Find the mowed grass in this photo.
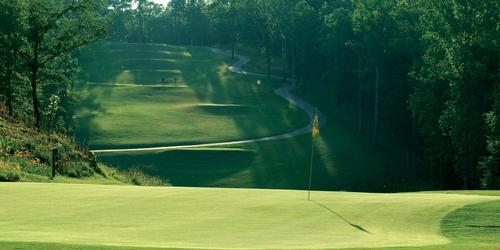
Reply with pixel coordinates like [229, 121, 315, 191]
[75, 42, 308, 149]
[87, 43, 422, 192]
[97, 120, 416, 192]
[1, 183, 498, 250]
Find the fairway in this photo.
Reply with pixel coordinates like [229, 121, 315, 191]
[0, 183, 498, 249]
[75, 43, 308, 149]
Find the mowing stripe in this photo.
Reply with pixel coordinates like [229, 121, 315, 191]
[86, 82, 188, 88]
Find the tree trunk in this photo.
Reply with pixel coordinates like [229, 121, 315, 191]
[30, 66, 41, 129]
[5, 62, 14, 116]
[439, 157, 444, 189]
[231, 41, 235, 60]
[266, 39, 271, 80]
[410, 113, 416, 173]
[300, 48, 306, 83]
[290, 44, 296, 84]
[493, 155, 499, 188]
[141, 15, 146, 43]
[230, 0, 236, 61]
[463, 171, 469, 190]
[282, 36, 286, 80]
[287, 41, 294, 80]
[357, 55, 362, 134]
[374, 65, 380, 140]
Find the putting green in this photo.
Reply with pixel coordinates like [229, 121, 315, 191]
[0, 183, 496, 249]
[75, 42, 308, 149]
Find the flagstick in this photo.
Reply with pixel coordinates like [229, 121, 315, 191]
[308, 135, 315, 201]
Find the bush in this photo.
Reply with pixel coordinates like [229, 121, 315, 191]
[124, 168, 166, 186]
[131, 177, 142, 185]
[0, 169, 21, 182]
[62, 161, 94, 178]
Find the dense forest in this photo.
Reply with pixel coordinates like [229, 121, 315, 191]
[1, 0, 499, 190]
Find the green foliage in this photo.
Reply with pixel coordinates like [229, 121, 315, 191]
[479, 86, 500, 189]
[410, 0, 500, 189]
[0, 0, 109, 130]
[0, 114, 166, 186]
[0, 168, 21, 182]
[0, 0, 24, 117]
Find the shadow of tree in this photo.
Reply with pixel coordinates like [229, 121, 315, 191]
[76, 43, 335, 189]
[97, 148, 256, 187]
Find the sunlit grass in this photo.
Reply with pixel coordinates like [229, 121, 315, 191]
[0, 183, 497, 249]
[75, 42, 308, 149]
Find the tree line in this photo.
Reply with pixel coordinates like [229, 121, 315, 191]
[1, 0, 499, 190]
[104, 0, 500, 190]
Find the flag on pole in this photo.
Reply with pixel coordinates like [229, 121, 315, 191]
[312, 109, 319, 137]
[308, 108, 319, 201]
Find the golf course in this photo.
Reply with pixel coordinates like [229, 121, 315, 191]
[0, 41, 496, 250]
[1, 0, 499, 249]
[73, 42, 394, 191]
[74, 42, 309, 150]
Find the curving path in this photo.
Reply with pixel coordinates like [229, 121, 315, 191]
[91, 48, 326, 154]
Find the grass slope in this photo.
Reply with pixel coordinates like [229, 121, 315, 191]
[0, 183, 498, 249]
[0, 114, 165, 186]
[75, 43, 308, 149]
[97, 120, 413, 191]
[78, 43, 408, 192]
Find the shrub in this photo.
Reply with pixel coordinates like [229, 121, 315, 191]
[62, 161, 94, 178]
[124, 168, 166, 186]
[0, 169, 21, 182]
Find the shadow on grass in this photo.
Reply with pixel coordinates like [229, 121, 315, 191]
[178, 46, 309, 140]
[78, 42, 186, 84]
[442, 199, 500, 246]
[97, 148, 256, 187]
[73, 84, 108, 147]
[76, 43, 412, 192]
[310, 200, 372, 234]
[187, 104, 255, 116]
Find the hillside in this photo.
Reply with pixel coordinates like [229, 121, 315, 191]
[73, 42, 420, 192]
[75, 42, 308, 149]
[0, 114, 161, 185]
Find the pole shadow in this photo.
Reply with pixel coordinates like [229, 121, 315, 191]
[310, 200, 372, 234]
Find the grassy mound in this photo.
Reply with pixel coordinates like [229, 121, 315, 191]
[0, 115, 162, 185]
[0, 183, 497, 249]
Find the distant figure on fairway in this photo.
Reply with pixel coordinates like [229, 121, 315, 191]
[173, 77, 177, 84]
[161, 78, 165, 84]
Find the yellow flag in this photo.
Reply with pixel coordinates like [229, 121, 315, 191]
[312, 109, 319, 137]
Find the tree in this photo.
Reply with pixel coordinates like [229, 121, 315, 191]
[289, 0, 319, 85]
[410, 0, 500, 188]
[106, 0, 133, 41]
[20, 0, 108, 128]
[0, 0, 23, 116]
[351, 0, 396, 140]
[321, 1, 356, 130]
[208, 0, 240, 59]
